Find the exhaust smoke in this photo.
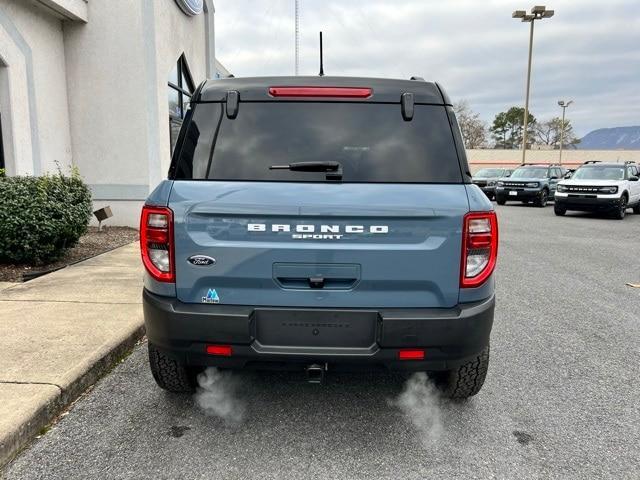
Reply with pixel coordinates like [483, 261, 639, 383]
[195, 367, 246, 424]
[389, 372, 443, 446]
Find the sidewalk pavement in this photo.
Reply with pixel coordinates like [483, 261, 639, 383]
[0, 243, 145, 466]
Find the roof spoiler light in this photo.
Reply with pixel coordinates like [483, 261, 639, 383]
[268, 86, 372, 98]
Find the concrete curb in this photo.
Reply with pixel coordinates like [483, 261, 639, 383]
[0, 324, 145, 467]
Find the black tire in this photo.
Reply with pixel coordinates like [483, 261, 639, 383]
[435, 345, 490, 399]
[148, 343, 196, 392]
[633, 203, 640, 214]
[614, 195, 627, 220]
[521, 200, 530, 204]
[554, 204, 567, 216]
[534, 189, 548, 207]
[496, 196, 506, 205]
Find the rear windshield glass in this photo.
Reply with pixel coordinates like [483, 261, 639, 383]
[172, 102, 462, 183]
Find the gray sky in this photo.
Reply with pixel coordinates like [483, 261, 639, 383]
[214, 0, 640, 137]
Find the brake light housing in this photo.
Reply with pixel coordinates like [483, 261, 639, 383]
[268, 86, 372, 98]
[140, 206, 174, 282]
[460, 211, 498, 288]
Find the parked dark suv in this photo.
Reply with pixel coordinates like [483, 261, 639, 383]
[495, 164, 569, 207]
[140, 76, 497, 398]
[472, 167, 513, 199]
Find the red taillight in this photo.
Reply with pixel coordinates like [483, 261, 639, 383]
[460, 211, 498, 288]
[140, 206, 174, 282]
[206, 345, 233, 356]
[398, 349, 425, 361]
[268, 86, 372, 98]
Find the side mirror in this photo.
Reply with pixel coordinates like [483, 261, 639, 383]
[550, 175, 558, 180]
[505, 172, 511, 177]
[630, 176, 639, 182]
[564, 172, 572, 179]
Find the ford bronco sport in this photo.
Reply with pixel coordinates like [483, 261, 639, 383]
[140, 76, 497, 399]
[495, 164, 568, 207]
[555, 161, 640, 219]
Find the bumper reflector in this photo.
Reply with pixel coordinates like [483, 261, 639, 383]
[206, 345, 233, 357]
[398, 349, 425, 360]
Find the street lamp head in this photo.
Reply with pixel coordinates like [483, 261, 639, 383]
[522, 14, 535, 22]
[512, 10, 526, 18]
[566, 100, 573, 107]
[531, 5, 547, 14]
[542, 9, 554, 18]
[558, 100, 565, 106]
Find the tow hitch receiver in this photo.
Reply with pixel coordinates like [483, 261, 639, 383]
[306, 364, 326, 384]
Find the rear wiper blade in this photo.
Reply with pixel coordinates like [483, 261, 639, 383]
[269, 161, 343, 181]
[269, 161, 341, 172]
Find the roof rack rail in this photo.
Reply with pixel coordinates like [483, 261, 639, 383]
[624, 160, 636, 164]
[583, 160, 601, 164]
[409, 76, 425, 81]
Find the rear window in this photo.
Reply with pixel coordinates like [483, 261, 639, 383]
[172, 102, 462, 183]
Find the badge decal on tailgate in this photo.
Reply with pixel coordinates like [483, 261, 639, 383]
[202, 289, 220, 304]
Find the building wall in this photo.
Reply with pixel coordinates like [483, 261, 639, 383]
[467, 149, 639, 173]
[0, 0, 73, 176]
[0, 0, 219, 226]
[149, 0, 209, 189]
[63, 0, 151, 217]
[63, 0, 213, 226]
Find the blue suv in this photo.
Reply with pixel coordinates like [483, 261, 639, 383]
[495, 164, 569, 207]
[140, 77, 498, 398]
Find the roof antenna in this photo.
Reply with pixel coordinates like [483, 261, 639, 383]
[319, 31, 324, 76]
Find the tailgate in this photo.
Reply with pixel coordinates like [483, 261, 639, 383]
[170, 181, 468, 308]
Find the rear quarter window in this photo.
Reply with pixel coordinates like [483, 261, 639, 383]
[172, 102, 463, 183]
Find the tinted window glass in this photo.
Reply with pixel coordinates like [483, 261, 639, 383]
[173, 102, 462, 183]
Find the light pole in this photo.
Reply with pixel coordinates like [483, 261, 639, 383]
[557, 100, 573, 164]
[512, 6, 554, 164]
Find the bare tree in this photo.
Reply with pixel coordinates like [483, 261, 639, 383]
[454, 101, 487, 149]
[534, 117, 580, 149]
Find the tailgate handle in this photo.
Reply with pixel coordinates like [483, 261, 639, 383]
[308, 276, 325, 289]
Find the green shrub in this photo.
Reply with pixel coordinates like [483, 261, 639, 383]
[0, 169, 92, 264]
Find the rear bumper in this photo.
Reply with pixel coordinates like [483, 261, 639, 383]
[555, 194, 621, 211]
[143, 289, 495, 372]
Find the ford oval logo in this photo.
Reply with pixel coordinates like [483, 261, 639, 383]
[187, 255, 216, 266]
[175, 0, 204, 16]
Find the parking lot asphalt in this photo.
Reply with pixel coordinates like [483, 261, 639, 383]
[3, 204, 640, 480]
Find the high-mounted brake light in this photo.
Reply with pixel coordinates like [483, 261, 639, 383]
[460, 212, 498, 288]
[268, 86, 372, 98]
[140, 206, 174, 282]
